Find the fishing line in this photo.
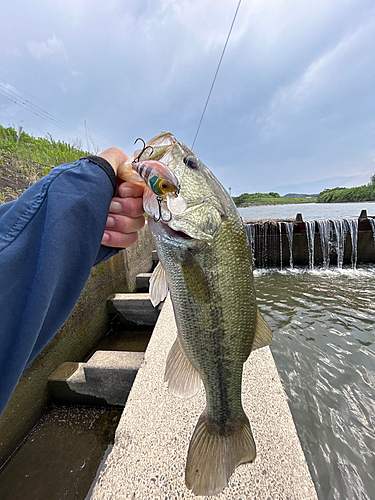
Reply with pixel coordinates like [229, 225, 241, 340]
[191, 0, 242, 150]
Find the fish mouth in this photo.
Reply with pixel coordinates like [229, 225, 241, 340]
[148, 216, 193, 241]
[160, 222, 193, 240]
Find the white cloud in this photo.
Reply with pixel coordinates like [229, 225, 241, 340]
[256, 15, 375, 144]
[27, 34, 66, 60]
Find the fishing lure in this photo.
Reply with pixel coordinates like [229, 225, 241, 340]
[118, 138, 180, 198]
[131, 160, 179, 198]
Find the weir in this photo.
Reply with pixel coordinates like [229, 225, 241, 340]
[244, 209, 375, 269]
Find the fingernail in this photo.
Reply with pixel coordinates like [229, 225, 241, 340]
[106, 216, 115, 227]
[109, 201, 122, 213]
[119, 185, 135, 197]
[102, 232, 110, 243]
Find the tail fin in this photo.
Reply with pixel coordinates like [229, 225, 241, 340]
[185, 413, 256, 496]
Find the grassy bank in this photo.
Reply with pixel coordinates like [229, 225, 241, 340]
[0, 125, 89, 204]
[0, 125, 89, 166]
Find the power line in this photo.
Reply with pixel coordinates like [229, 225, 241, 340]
[0, 84, 107, 148]
[191, 0, 242, 150]
[0, 82, 111, 149]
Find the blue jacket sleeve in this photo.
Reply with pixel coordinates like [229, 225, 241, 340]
[0, 157, 119, 415]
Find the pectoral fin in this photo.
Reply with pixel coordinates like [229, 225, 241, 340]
[180, 251, 211, 304]
[164, 335, 201, 399]
[149, 261, 169, 307]
[251, 309, 273, 351]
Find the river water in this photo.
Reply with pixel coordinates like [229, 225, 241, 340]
[238, 201, 375, 221]
[238, 203, 375, 500]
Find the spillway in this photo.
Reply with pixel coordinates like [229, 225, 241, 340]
[244, 210, 375, 269]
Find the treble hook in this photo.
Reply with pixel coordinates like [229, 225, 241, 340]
[154, 196, 172, 223]
[133, 138, 154, 163]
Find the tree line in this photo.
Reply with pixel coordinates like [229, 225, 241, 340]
[316, 184, 375, 203]
[233, 175, 375, 207]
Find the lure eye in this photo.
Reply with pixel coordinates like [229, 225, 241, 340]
[183, 155, 198, 169]
[161, 182, 169, 190]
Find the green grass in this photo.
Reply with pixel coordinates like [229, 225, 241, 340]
[0, 124, 90, 166]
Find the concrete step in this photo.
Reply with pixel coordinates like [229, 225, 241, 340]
[48, 350, 144, 406]
[136, 273, 152, 292]
[107, 293, 160, 326]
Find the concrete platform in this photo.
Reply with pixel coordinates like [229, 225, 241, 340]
[89, 296, 318, 499]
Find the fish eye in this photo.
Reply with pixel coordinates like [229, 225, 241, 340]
[183, 155, 198, 169]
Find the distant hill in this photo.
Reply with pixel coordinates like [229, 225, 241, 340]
[232, 191, 317, 207]
[282, 193, 319, 198]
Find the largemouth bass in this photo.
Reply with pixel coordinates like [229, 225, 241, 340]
[130, 132, 272, 496]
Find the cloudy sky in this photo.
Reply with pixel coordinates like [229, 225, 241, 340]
[1, 0, 374, 196]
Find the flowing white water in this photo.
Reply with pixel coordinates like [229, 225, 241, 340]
[370, 218, 375, 245]
[347, 219, 358, 269]
[244, 223, 256, 263]
[305, 220, 316, 270]
[369, 218, 375, 244]
[278, 222, 283, 271]
[285, 222, 294, 269]
[332, 219, 348, 269]
[317, 220, 331, 269]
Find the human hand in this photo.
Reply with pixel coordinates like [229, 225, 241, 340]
[98, 148, 145, 248]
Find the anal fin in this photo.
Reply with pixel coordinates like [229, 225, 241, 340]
[164, 335, 201, 399]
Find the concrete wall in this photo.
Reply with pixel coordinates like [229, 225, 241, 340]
[0, 224, 154, 468]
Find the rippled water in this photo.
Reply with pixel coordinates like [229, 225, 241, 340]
[255, 267, 375, 500]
